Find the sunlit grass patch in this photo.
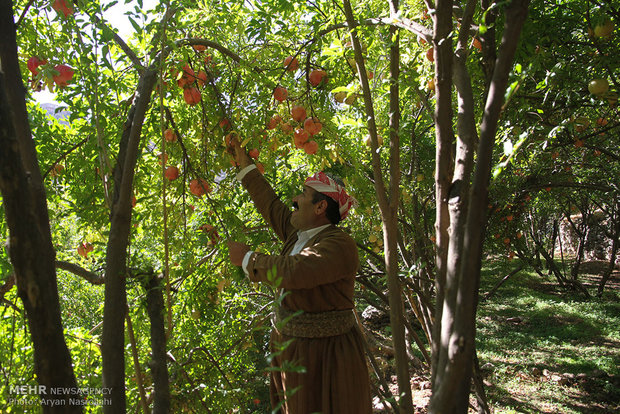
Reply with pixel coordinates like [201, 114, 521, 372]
[476, 258, 620, 413]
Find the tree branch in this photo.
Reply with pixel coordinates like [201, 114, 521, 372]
[15, 0, 35, 27]
[42, 137, 88, 179]
[88, 11, 144, 72]
[0, 273, 16, 297]
[56, 260, 104, 285]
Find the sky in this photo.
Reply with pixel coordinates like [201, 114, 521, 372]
[102, 0, 160, 37]
[35, 0, 159, 104]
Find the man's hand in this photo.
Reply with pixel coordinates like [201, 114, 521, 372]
[228, 136, 253, 169]
[227, 240, 251, 267]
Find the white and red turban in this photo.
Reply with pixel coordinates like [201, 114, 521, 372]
[304, 171, 357, 220]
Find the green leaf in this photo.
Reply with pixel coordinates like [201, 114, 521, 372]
[101, 25, 115, 42]
[330, 86, 353, 93]
[102, 1, 119, 12]
[127, 16, 142, 34]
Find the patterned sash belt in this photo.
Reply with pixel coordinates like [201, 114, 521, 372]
[273, 307, 356, 338]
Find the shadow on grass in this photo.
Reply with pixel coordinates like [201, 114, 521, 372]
[476, 258, 620, 413]
[487, 378, 618, 414]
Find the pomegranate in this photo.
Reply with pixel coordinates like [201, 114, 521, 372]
[267, 114, 281, 130]
[303, 140, 318, 155]
[303, 117, 322, 135]
[164, 128, 177, 143]
[189, 178, 211, 197]
[197, 71, 208, 87]
[248, 148, 260, 159]
[27, 56, 47, 75]
[294, 129, 309, 148]
[52, 0, 74, 18]
[291, 105, 307, 123]
[219, 118, 231, 130]
[273, 86, 288, 102]
[52, 64, 74, 87]
[309, 69, 327, 87]
[426, 48, 434, 62]
[165, 166, 179, 181]
[183, 87, 201, 105]
[280, 122, 293, 134]
[283, 56, 299, 72]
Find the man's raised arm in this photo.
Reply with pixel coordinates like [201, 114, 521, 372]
[229, 138, 295, 242]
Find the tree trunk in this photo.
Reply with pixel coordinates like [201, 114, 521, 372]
[0, 1, 81, 411]
[479, 0, 497, 95]
[342, 0, 413, 411]
[102, 67, 158, 413]
[430, 1, 456, 385]
[433, 0, 479, 402]
[598, 209, 619, 296]
[471, 353, 490, 414]
[571, 225, 588, 281]
[143, 273, 171, 413]
[429, 1, 530, 412]
[550, 219, 558, 263]
[535, 242, 569, 286]
[483, 263, 524, 300]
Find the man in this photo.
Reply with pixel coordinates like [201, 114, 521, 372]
[227, 140, 372, 414]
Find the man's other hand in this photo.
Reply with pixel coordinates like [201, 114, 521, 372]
[227, 240, 250, 266]
[228, 136, 253, 169]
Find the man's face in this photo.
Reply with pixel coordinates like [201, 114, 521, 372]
[291, 186, 325, 230]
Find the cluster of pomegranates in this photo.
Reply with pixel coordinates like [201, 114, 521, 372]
[77, 242, 93, 259]
[28, 2, 75, 91]
[160, 127, 212, 198]
[51, 0, 74, 18]
[27, 56, 74, 91]
[269, 56, 326, 155]
[174, 63, 207, 106]
[172, 45, 214, 106]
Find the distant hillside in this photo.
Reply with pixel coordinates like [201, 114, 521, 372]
[40, 103, 70, 126]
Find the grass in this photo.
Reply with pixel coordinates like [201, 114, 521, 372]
[476, 258, 620, 413]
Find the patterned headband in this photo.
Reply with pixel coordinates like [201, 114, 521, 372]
[304, 171, 357, 220]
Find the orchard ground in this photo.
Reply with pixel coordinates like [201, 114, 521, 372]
[372, 258, 620, 413]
